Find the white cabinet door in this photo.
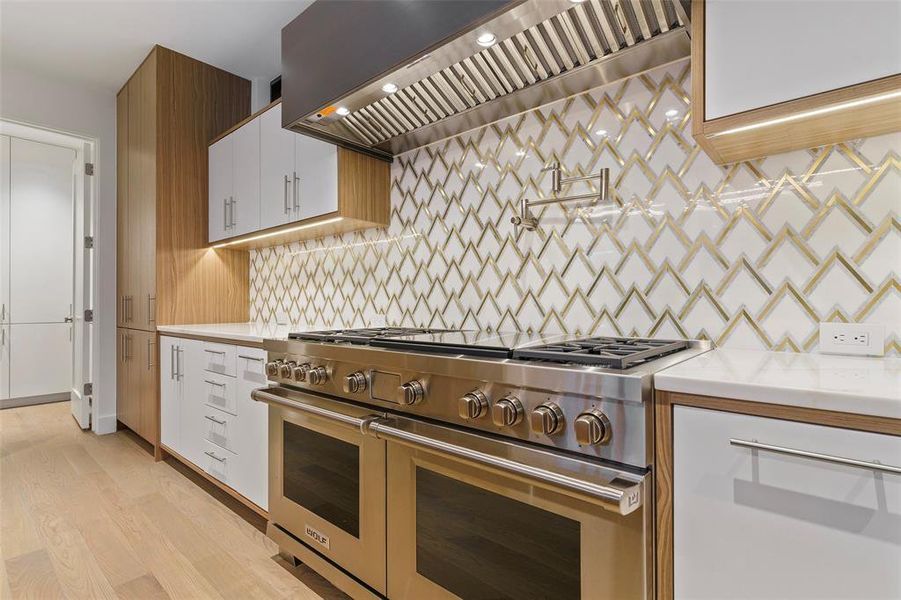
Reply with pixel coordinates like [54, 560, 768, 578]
[259, 103, 296, 230]
[234, 346, 269, 510]
[294, 134, 338, 221]
[159, 336, 180, 450]
[0, 136, 9, 326]
[0, 325, 8, 401]
[704, 0, 900, 120]
[9, 323, 71, 398]
[9, 138, 75, 324]
[178, 338, 206, 466]
[674, 406, 901, 599]
[208, 135, 233, 242]
[230, 118, 260, 237]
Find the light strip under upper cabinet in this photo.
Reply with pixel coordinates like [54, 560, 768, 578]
[709, 90, 901, 138]
[211, 217, 344, 248]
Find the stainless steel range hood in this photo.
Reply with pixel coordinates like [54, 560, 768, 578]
[281, 0, 690, 161]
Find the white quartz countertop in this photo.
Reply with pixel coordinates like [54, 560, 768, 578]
[156, 322, 328, 344]
[655, 349, 901, 420]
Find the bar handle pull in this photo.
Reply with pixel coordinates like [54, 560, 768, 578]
[729, 439, 901, 475]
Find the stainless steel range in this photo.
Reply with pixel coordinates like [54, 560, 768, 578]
[252, 328, 711, 600]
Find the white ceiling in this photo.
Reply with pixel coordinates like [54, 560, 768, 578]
[0, 0, 314, 93]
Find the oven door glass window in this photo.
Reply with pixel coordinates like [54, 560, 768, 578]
[283, 421, 360, 537]
[415, 467, 581, 600]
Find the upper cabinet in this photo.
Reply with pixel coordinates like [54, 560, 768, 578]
[209, 101, 389, 248]
[692, 0, 901, 164]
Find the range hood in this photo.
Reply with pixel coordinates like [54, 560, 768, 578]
[281, 0, 690, 161]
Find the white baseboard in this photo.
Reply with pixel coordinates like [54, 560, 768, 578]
[94, 412, 118, 435]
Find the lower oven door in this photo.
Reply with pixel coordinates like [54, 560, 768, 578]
[370, 416, 651, 600]
[252, 387, 387, 595]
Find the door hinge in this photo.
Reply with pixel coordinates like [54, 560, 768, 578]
[84, 309, 94, 322]
[84, 236, 94, 249]
[84, 163, 94, 176]
[83, 383, 93, 396]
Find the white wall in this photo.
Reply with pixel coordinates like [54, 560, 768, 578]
[0, 65, 118, 433]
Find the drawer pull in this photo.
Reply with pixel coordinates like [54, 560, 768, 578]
[204, 349, 226, 355]
[238, 355, 264, 362]
[204, 450, 227, 463]
[204, 415, 227, 425]
[730, 439, 901, 475]
[204, 380, 226, 388]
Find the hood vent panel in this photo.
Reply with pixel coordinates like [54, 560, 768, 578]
[287, 0, 689, 158]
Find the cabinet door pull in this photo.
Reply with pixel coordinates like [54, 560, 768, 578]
[147, 294, 155, 322]
[204, 415, 227, 425]
[170, 345, 177, 380]
[238, 354, 263, 362]
[284, 174, 290, 214]
[204, 450, 226, 463]
[730, 438, 901, 475]
[204, 379, 226, 388]
[204, 349, 226, 355]
[229, 196, 236, 228]
[147, 339, 155, 370]
[176, 347, 184, 380]
[293, 171, 300, 212]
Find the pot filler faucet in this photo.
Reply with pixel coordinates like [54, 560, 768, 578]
[512, 162, 610, 231]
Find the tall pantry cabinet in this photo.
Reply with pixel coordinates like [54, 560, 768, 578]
[117, 46, 250, 451]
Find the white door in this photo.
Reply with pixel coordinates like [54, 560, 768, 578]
[230, 118, 261, 237]
[0, 136, 8, 401]
[9, 323, 71, 398]
[9, 137, 74, 324]
[179, 339, 205, 466]
[70, 142, 93, 428]
[294, 134, 338, 221]
[208, 135, 233, 242]
[259, 104, 296, 230]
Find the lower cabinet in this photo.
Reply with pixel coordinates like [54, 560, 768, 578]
[673, 406, 901, 599]
[116, 327, 157, 443]
[160, 335, 268, 510]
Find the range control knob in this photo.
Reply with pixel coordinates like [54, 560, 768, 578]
[343, 371, 368, 394]
[574, 410, 612, 446]
[292, 363, 311, 381]
[265, 360, 282, 377]
[399, 380, 425, 405]
[530, 403, 565, 435]
[279, 361, 296, 379]
[491, 396, 523, 427]
[458, 390, 488, 420]
[308, 366, 328, 386]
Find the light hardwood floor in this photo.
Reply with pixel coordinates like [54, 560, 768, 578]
[0, 401, 341, 599]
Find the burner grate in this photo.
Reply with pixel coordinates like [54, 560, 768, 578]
[512, 337, 689, 369]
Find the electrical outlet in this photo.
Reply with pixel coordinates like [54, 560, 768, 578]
[819, 323, 884, 356]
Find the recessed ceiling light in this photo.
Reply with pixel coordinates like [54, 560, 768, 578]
[477, 32, 497, 47]
[381, 83, 398, 94]
[336, 106, 350, 116]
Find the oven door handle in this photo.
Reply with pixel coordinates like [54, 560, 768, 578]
[367, 418, 645, 516]
[251, 388, 373, 430]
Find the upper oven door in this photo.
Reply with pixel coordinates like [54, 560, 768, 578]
[253, 387, 387, 595]
[370, 416, 651, 600]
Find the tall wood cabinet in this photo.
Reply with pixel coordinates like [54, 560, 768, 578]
[116, 46, 250, 448]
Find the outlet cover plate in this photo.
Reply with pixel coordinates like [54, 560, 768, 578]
[818, 322, 884, 357]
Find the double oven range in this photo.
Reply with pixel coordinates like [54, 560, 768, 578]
[252, 328, 711, 600]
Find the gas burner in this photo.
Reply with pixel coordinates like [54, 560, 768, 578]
[511, 336, 689, 369]
[289, 327, 457, 345]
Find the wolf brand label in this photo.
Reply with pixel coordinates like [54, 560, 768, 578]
[304, 524, 330, 549]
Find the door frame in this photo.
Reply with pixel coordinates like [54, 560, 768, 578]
[0, 119, 98, 429]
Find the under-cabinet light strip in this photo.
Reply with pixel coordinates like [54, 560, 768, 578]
[710, 90, 901, 137]
[211, 217, 344, 248]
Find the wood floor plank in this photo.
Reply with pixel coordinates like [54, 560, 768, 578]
[114, 573, 171, 600]
[4, 549, 66, 600]
[1, 402, 333, 600]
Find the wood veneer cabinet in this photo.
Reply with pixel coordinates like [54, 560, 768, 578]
[116, 46, 251, 448]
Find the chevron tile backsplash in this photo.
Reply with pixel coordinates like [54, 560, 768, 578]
[250, 59, 900, 354]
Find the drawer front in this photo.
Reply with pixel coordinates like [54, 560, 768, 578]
[202, 405, 238, 453]
[202, 342, 236, 377]
[674, 406, 901, 599]
[237, 347, 268, 386]
[202, 371, 237, 416]
[202, 440, 236, 486]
